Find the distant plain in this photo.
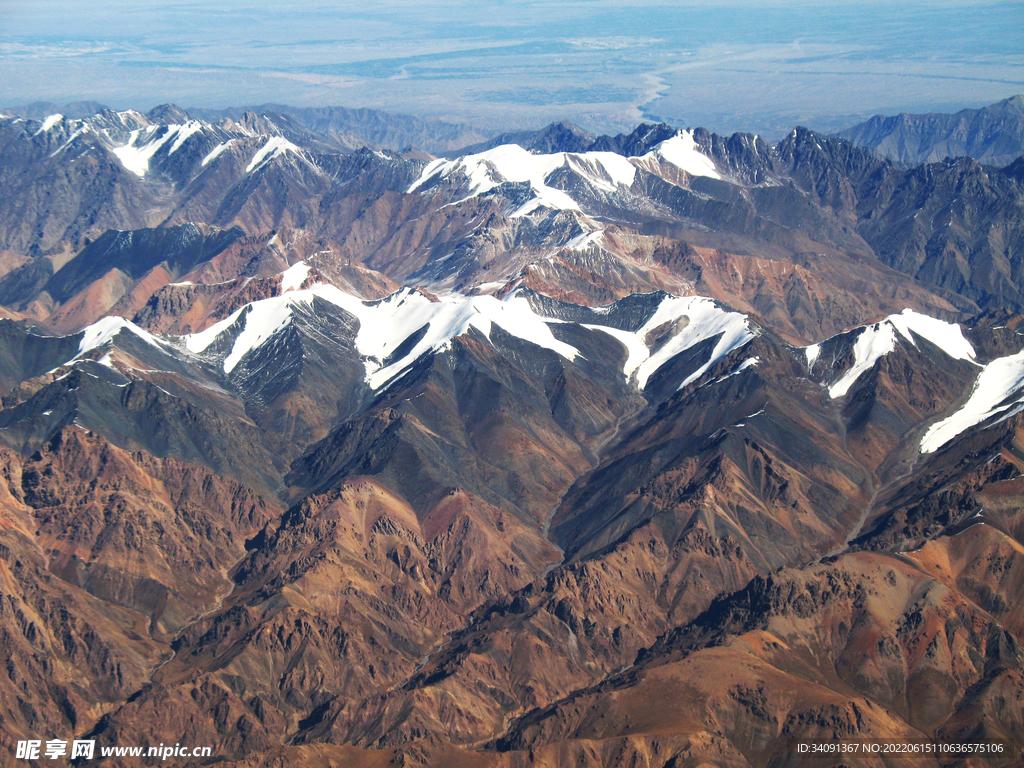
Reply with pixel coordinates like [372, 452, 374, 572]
[2, 0, 1023, 138]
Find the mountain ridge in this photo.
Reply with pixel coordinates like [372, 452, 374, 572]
[836, 94, 1024, 167]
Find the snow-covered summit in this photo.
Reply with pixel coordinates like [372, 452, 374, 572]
[408, 143, 636, 216]
[640, 131, 722, 180]
[406, 129, 722, 218]
[814, 309, 975, 399]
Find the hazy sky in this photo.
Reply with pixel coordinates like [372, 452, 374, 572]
[2, 0, 1022, 136]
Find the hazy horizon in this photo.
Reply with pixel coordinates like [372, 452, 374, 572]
[2, 0, 1023, 138]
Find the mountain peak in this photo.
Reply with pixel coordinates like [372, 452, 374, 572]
[587, 121, 678, 156]
[1000, 93, 1024, 112]
[146, 103, 191, 124]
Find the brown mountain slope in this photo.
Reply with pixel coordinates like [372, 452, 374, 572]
[0, 430, 280, 754]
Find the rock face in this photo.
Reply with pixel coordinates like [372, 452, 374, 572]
[0, 103, 1023, 767]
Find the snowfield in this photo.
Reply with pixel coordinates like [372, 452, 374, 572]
[828, 309, 975, 398]
[921, 349, 1024, 453]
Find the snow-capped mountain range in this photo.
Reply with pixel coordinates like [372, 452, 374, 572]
[1, 101, 1024, 767]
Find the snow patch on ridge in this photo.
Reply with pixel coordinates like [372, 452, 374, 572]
[408, 144, 636, 216]
[585, 295, 755, 390]
[246, 136, 300, 173]
[183, 283, 758, 393]
[202, 139, 234, 166]
[168, 120, 203, 154]
[828, 323, 896, 398]
[581, 324, 650, 381]
[565, 152, 637, 190]
[185, 285, 580, 384]
[222, 298, 296, 373]
[804, 343, 821, 369]
[185, 309, 244, 355]
[639, 296, 755, 389]
[57, 316, 165, 369]
[49, 125, 89, 157]
[79, 317, 135, 356]
[921, 349, 1024, 453]
[828, 310, 975, 399]
[35, 114, 63, 135]
[404, 131, 724, 223]
[78, 316, 161, 356]
[887, 309, 976, 361]
[112, 125, 189, 177]
[645, 132, 721, 180]
[724, 357, 760, 379]
[186, 295, 303, 373]
[280, 262, 311, 292]
[564, 230, 603, 250]
[340, 288, 580, 389]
